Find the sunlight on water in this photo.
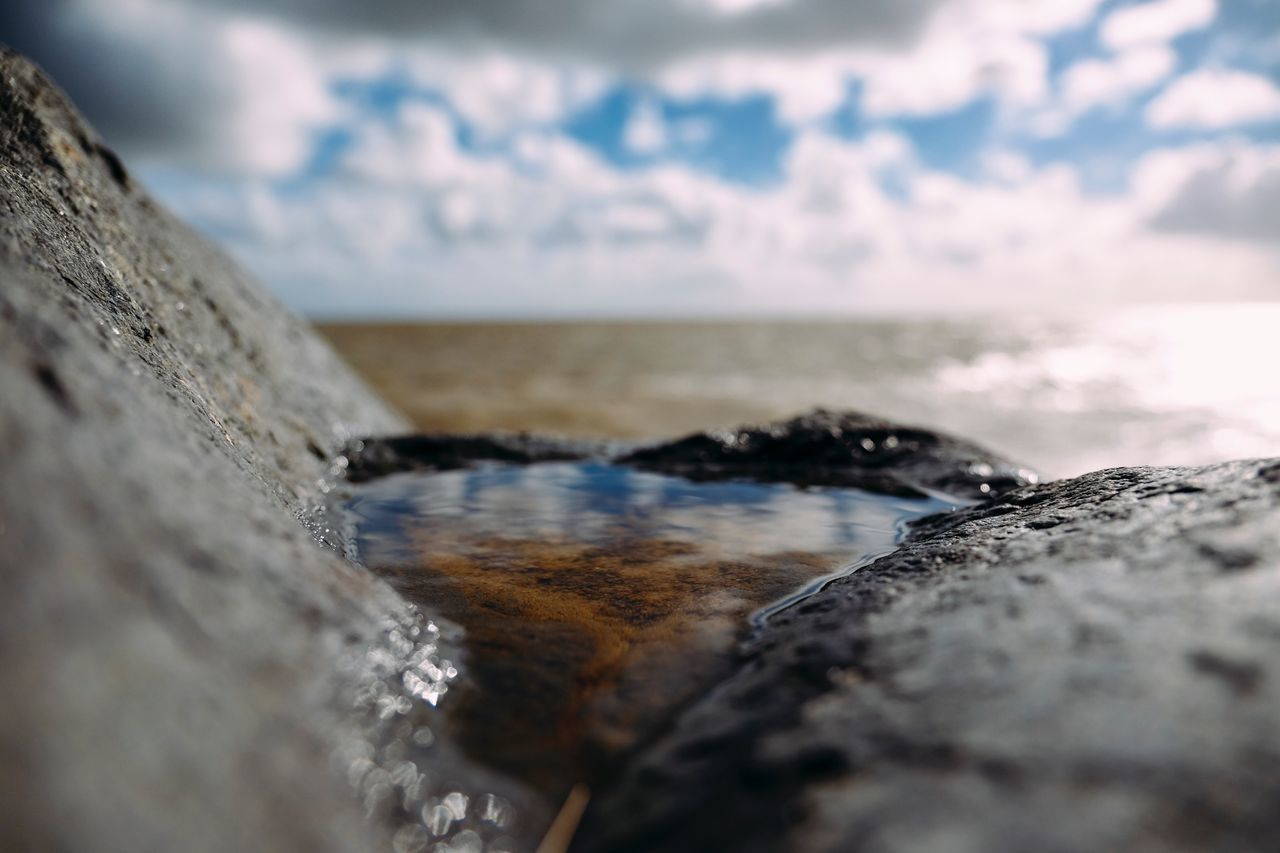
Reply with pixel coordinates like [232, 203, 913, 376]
[321, 304, 1280, 479]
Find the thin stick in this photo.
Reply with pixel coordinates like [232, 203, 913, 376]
[535, 784, 591, 853]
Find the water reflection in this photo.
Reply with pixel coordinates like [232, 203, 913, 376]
[345, 461, 950, 845]
[351, 461, 937, 567]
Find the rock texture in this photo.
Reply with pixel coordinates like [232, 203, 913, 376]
[578, 460, 1280, 852]
[620, 408, 1038, 500]
[0, 47, 410, 852]
[345, 408, 1036, 501]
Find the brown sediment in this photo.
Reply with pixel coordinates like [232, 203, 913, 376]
[378, 521, 843, 797]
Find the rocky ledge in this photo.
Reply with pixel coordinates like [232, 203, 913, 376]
[0, 46, 407, 852]
[344, 407, 1038, 501]
[3, 44, 1280, 853]
[578, 459, 1280, 852]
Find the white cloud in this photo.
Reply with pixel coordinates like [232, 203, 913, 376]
[1062, 46, 1177, 113]
[1147, 68, 1280, 129]
[217, 19, 336, 174]
[656, 0, 1098, 124]
[1100, 0, 1218, 50]
[1023, 0, 1218, 137]
[623, 100, 669, 154]
[1032, 45, 1177, 135]
[983, 149, 1033, 183]
[167, 102, 1280, 317]
[858, 30, 1048, 117]
[0, 0, 1111, 170]
[395, 51, 609, 138]
[658, 52, 852, 123]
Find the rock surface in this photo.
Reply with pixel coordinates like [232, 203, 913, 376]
[0, 47, 410, 852]
[345, 408, 1037, 501]
[578, 460, 1280, 852]
[619, 409, 1038, 500]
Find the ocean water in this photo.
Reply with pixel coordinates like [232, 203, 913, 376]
[320, 303, 1280, 480]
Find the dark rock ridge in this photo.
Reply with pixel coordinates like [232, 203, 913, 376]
[620, 408, 1038, 500]
[0, 47, 410, 852]
[344, 408, 1037, 501]
[343, 432, 603, 483]
[577, 460, 1280, 852]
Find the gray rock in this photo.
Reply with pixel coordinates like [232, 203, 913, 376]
[0, 47, 411, 852]
[578, 460, 1280, 852]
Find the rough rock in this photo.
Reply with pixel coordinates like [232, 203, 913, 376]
[343, 432, 600, 483]
[345, 408, 1036, 501]
[619, 408, 1038, 500]
[578, 460, 1280, 852]
[0, 47, 410, 853]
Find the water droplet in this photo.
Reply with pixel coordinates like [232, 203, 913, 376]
[477, 793, 513, 829]
[448, 829, 483, 853]
[424, 804, 453, 837]
[364, 781, 394, 818]
[393, 824, 431, 853]
[860, 437, 876, 451]
[442, 791, 469, 820]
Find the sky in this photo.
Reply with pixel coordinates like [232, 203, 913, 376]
[2, 0, 1279, 317]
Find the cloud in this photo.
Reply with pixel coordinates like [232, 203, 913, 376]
[2, 0, 1108, 172]
[1139, 141, 1280, 242]
[181, 0, 946, 67]
[1147, 67, 1280, 129]
[1031, 45, 1177, 135]
[623, 100, 669, 154]
[7, 0, 1278, 317]
[392, 51, 609, 138]
[0, 0, 336, 175]
[656, 0, 1106, 122]
[1100, 0, 1218, 50]
[1063, 46, 1177, 113]
[164, 94, 1280, 317]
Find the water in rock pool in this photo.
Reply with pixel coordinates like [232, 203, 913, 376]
[344, 460, 953, 819]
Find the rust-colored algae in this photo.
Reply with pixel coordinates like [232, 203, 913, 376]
[346, 460, 945, 803]
[382, 524, 838, 795]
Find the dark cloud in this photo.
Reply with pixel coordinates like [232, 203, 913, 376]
[1150, 155, 1280, 244]
[0, 0, 242, 161]
[0, 0, 945, 168]
[185, 0, 943, 66]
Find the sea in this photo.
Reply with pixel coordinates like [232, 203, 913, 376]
[319, 303, 1280, 481]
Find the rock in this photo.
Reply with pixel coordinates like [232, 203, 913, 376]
[619, 408, 1038, 500]
[345, 408, 1036, 501]
[343, 432, 601, 483]
[577, 461, 1280, 852]
[0, 47, 411, 852]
